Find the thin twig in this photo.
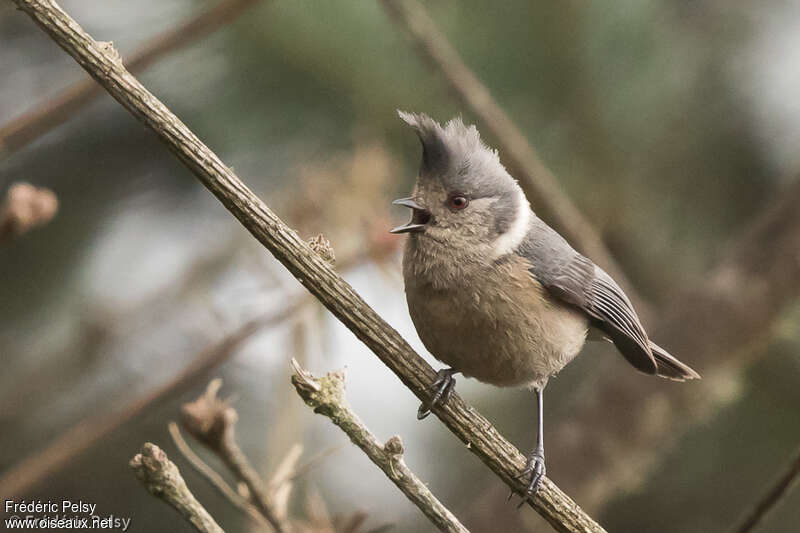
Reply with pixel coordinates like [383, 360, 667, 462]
[290, 359, 470, 533]
[168, 421, 269, 528]
[130, 443, 225, 533]
[180, 380, 290, 533]
[10, 3, 606, 530]
[732, 445, 800, 533]
[380, 0, 640, 307]
[0, 0, 261, 155]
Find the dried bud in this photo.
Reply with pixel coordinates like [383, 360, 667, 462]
[308, 234, 335, 265]
[180, 379, 237, 452]
[0, 182, 58, 240]
[384, 435, 405, 456]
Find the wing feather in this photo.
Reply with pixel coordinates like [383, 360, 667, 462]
[516, 220, 657, 374]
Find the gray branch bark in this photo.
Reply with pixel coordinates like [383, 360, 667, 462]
[11, 1, 604, 531]
[291, 359, 470, 533]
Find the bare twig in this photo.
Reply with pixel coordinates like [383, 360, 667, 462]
[168, 421, 268, 527]
[380, 0, 639, 305]
[10, 2, 605, 530]
[0, 182, 57, 242]
[130, 443, 225, 533]
[732, 445, 800, 533]
[291, 359, 469, 533]
[180, 380, 289, 533]
[0, 0, 260, 155]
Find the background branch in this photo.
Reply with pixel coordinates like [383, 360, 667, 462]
[11, 2, 605, 531]
[131, 442, 226, 533]
[291, 359, 469, 533]
[0, 299, 301, 499]
[0, 239, 391, 499]
[0, 0, 260, 155]
[168, 421, 269, 528]
[552, 178, 800, 506]
[731, 444, 800, 533]
[181, 379, 289, 533]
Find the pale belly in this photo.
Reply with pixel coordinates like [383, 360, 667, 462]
[405, 265, 588, 388]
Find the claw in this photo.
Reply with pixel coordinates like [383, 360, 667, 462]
[508, 450, 546, 507]
[521, 451, 546, 506]
[417, 369, 457, 420]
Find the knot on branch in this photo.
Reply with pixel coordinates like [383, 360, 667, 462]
[180, 379, 237, 453]
[384, 436, 405, 457]
[130, 442, 185, 497]
[307, 233, 335, 265]
[0, 182, 57, 240]
[97, 40, 123, 68]
[290, 358, 346, 415]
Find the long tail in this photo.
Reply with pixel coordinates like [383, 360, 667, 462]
[649, 341, 701, 381]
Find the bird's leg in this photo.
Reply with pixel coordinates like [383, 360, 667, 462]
[417, 368, 458, 420]
[510, 386, 546, 506]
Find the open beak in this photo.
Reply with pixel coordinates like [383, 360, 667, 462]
[390, 197, 431, 234]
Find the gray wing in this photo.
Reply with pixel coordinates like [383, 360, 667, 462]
[516, 217, 658, 375]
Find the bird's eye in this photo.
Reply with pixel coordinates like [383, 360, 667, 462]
[448, 195, 469, 211]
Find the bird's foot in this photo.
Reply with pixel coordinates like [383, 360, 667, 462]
[417, 369, 457, 420]
[508, 449, 546, 508]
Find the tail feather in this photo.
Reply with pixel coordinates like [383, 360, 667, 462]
[649, 341, 701, 381]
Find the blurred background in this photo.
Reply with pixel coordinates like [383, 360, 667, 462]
[2, 0, 799, 531]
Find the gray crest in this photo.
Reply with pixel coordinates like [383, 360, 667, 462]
[397, 111, 511, 198]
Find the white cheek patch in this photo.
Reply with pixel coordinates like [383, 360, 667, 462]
[492, 186, 530, 258]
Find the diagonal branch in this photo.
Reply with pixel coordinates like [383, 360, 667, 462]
[0, 0, 260, 155]
[380, 0, 639, 305]
[291, 359, 469, 533]
[10, 2, 605, 531]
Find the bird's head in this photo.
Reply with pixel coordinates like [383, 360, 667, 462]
[392, 111, 530, 258]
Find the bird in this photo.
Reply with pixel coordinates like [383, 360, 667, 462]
[390, 111, 700, 503]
